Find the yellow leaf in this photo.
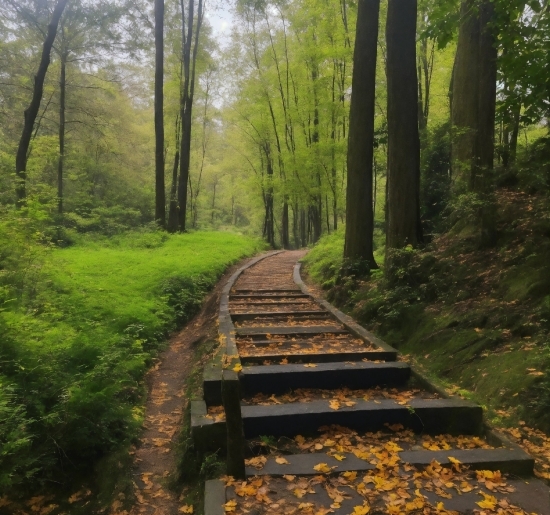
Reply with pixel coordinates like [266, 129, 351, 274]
[304, 364, 317, 368]
[329, 400, 340, 410]
[353, 504, 370, 515]
[232, 364, 242, 373]
[283, 474, 296, 481]
[224, 499, 237, 512]
[179, 505, 194, 513]
[294, 488, 307, 498]
[313, 463, 332, 474]
[333, 454, 346, 461]
[343, 471, 357, 481]
[476, 492, 497, 510]
[275, 456, 290, 465]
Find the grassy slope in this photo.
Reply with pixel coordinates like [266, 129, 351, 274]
[304, 190, 550, 433]
[0, 231, 265, 496]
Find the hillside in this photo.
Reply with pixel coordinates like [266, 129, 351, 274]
[303, 187, 550, 479]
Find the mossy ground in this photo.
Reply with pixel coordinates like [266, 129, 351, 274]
[303, 189, 550, 434]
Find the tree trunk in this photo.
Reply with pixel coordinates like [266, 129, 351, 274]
[15, 0, 68, 207]
[154, 0, 166, 227]
[57, 52, 67, 215]
[451, 0, 482, 189]
[344, 0, 380, 268]
[474, 0, 498, 245]
[282, 200, 290, 248]
[385, 0, 423, 253]
[177, 0, 204, 232]
[452, 0, 498, 245]
[167, 150, 179, 233]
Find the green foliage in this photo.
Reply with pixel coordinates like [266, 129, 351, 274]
[420, 123, 452, 234]
[302, 230, 345, 290]
[0, 230, 264, 494]
[0, 379, 35, 490]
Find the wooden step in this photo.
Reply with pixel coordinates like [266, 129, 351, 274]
[241, 398, 483, 437]
[247, 447, 534, 478]
[240, 361, 410, 394]
[231, 311, 330, 321]
[240, 350, 398, 364]
[236, 326, 348, 338]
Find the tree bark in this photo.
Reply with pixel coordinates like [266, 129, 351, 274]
[343, 0, 380, 268]
[154, 0, 166, 227]
[15, 0, 68, 207]
[177, 0, 204, 232]
[57, 51, 67, 215]
[452, 0, 498, 245]
[385, 0, 423, 253]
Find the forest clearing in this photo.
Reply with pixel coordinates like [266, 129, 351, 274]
[2, 0, 550, 514]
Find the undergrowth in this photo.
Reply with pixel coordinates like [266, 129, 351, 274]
[0, 221, 264, 498]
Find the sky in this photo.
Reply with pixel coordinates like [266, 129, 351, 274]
[206, 3, 234, 48]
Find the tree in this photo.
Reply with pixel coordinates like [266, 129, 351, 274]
[385, 0, 423, 252]
[451, 0, 497, 244]
[176, 0, 205, 232]
[14, 0, 68, 207]
[343, 0, 380, 269]
[154, 0, 166, 227]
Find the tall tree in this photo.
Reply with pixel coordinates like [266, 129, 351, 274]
[176, 0, 205, 232]
[155, 0, 166, 227]
[385, 0, 423, 252]
[343, 0, 380, 269]
[452, 0, 497, 244]
[14, 0, 68, 207]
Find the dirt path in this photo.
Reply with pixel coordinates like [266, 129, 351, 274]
[112, 254, 269, 515]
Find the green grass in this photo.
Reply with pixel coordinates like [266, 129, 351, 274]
[0, 230, 265, 497]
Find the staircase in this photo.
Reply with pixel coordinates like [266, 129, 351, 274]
[194, 251, 549, 515]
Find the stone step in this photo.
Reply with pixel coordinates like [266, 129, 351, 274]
[232, 288, 303, 294]
[236, 326, 348, 338]
[240, 350, 398, 364]
[209, 477, 550, 515]
[231, 311, 330, 321]
[241, 398, 483, 437]
[247, 447, 534, 478]
[231, 293, 310, 300]
[230, 300, 314, 306]
[240, 362, 410, 394]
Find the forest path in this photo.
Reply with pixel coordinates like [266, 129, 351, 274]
[119, 254, 270, 515]
[208, 251, 550, 515]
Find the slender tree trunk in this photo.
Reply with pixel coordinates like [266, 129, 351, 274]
[155, 0, 166, 227]
[15, 0, 68, 207]
[57, 52, 67, 215]
[386, 0, 423, 253]
[282, 201, 290, 248]
[211, 180, 216, 223]
[509, 102, 521, 164]
[177, 0, 204, 232]
[167, 150, 180, 233]
[344, 0, 380, 268]
[300, 209, 307, 247]
[292, 202, 299, 248]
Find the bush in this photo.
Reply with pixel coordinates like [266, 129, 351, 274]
[0, 378, 35, 490]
